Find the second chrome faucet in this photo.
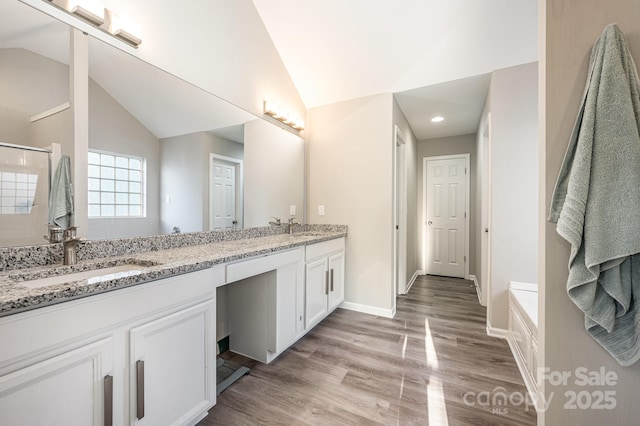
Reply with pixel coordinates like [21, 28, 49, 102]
[269, 217, 300, 234]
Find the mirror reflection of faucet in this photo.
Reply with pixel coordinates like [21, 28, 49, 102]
[269, 217, 282, 226]
[44, 226, 64, 243]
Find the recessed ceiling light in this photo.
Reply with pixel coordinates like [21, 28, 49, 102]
[431, 116, 444, 123]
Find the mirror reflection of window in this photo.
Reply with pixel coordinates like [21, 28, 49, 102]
[0, 145, 50, 246]
[0, 172, 38, 215]
[88, 150, 146, 218]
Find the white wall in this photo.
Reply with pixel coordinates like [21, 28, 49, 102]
[417, 134, 477, 277]
[483, 62, 538, 333]
[88, 79, 161, 239]
[94, 0, 305, 122]
[0, 48, 70, 150]
[307, 93, 395, 316]
[541, 1, 640, 424]
[244, 119, 304, 228]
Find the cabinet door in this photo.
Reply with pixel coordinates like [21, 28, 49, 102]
[271, 263, 299, 354]
[130, 301, 214, 426]
[0, 338, 113, 426]
[328, 251, 345, 312]
[305, 257, 328, 329]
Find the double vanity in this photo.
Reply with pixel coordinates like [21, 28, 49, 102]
[0, 225, 346, 425]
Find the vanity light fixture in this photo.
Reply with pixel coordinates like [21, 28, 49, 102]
[108, 13, 142, 47]
[264, 100, 304, 131]
[42, 0, 142, 48]
[431, 116, 445, 123]
[64, 0, 105, 25]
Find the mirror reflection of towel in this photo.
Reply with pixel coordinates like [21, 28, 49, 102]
[48, 155, 74, 228]
[549, 24, 640, 366]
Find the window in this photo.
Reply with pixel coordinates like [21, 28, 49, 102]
[0, 172, 38, 214]
[88, 150, 145, 218]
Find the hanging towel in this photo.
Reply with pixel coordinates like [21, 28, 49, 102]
[48, 155, 74, 229]
[549, 24, 640, 366]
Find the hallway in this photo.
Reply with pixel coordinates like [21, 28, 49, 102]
[203, 275, 536, 425]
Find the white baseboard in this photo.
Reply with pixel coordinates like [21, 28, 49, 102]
[405, 270, 422, 293]
[340, 301, 395, 318]
[469, 274, 481, 304]
[486, 322, 508, 339]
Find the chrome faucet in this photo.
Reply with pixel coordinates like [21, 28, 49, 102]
[269, 217, 282, 226]
[62, 227, 82, 265]
[286, 217, 300, 235]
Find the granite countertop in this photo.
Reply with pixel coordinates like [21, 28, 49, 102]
[0, 230, 346, 318]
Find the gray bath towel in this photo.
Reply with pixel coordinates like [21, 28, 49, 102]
[549, 24, 640, 366]
[48, 155, 74, 229]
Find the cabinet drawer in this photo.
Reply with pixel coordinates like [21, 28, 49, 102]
[305, 238, 345, 262]
[226, 248, 303, 283]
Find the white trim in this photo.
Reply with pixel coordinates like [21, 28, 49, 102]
[340, 302, 395, 319]
[422, 153, 471, 279]
[480, 113, 492, 313]
[393, 126, 408, 307]
[486, 322, 508, 339]
[405, 270, 422, 293]
[469, 274, 482, 305]
[30, 102, 71, 123]
[506, 337, 539, 412]
[509, 281, 538, 292]
[209, 154, 243, 230]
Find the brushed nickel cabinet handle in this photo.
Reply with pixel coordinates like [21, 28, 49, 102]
[330, 269, 334, 292]
[325, 270, 329, 295]
[104, 375, 113, 426]
[136, 360, 145, 420]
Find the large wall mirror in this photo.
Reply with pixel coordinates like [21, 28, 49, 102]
[0, 0, 305, 247]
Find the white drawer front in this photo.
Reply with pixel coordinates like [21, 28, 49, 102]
[305, 238, 345, 261]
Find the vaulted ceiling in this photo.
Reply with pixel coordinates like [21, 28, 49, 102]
[252, 0, 538, 139]
[3, 1, 538, 141]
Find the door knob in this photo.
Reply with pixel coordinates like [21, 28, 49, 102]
[427, 221, 432, 225]
[484, 228, 489, 233]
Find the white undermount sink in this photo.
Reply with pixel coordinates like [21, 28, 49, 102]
[16, 264, 151, 289]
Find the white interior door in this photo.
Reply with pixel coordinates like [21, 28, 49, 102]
[425, 157, 467, 278]
[211, 159, 236, 229]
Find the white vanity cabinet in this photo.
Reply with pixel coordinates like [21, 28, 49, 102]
[305, 238, 345, 329]
[0, 267, 221, 426]
[0, 337, 113, 426]
[130, 301, 214, 426]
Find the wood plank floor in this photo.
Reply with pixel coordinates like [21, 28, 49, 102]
[200, 275, 537, 425]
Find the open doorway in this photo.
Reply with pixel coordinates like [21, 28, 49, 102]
[393, 126, 408, 301]
[480, 113, 491, 306]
